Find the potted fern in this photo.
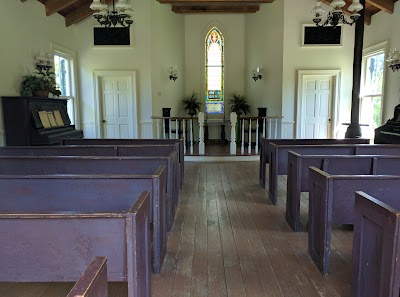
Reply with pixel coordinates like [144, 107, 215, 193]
[229, 92, 250, 117]
[229, 92, 251, 143]
[20, 65, 61, 97]
[182, 92, 202, 117]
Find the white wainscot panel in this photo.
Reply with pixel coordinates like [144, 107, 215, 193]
[140, 121, 153, 139]
[82, 122, 98, 138]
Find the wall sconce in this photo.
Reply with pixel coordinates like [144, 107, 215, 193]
[252, 67, 262, 81]
[387, 48, 400, 72]
[169, 66, 178, 81]
[36, 49, 53, 72]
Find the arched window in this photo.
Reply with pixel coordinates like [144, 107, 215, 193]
[205, 27, 224, 114]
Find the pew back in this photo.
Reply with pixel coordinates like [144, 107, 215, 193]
[259, 137, 370, 187]
[0, 190, 151, 297]
[268, 144, 400, 205]
[286, 154, 400, 231]
[0, 171, 166, 274]
[60, 138, 184, 186]
[0, 155, 177, 230]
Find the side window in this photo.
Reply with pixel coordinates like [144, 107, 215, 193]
[205, 27, 224, 114]
[360, 50, 385, 130]
[53, 49, 78, 126]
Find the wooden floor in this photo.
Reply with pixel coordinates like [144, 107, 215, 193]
[0, 161, 352, 297]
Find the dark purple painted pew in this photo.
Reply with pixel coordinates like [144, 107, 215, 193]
[259, 137, 370, 187]
[0, 164, 166, 274]
[286, 154, 400, 231]
[60, 138, 184, 188]
[0, 155, 176, 231]
[307, 167, 400, 275]
[269, 144, 400, 205]
[0, 189, 151, 297]
[66, 257, 108, 297]
[352, 191, 400, 297]
[0, 145, 179, 229]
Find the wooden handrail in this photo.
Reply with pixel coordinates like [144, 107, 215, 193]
[151, 116, 198, 120]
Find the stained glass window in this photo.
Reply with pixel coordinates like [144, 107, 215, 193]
[205, 27, 224, 114]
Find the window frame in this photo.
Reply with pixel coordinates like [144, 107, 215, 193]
[360, 41, 388, 128]
[205, 27, 225, 115]
[50, 43, 80, 128]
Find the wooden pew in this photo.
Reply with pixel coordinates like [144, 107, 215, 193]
[0, 163, 166, 274]
[352, 191, 400, 297]
[60, 138, 185, 188]
[269, 144, 400, 205]
[0, 155, 176, 231]
[0, 189, 151, 297]
[0, 146, 179, 230]
[307, 167, 400, 275]
[259, 138, 370, 187]
[66, 257, 108, 297]
[286, 154, 400, 231]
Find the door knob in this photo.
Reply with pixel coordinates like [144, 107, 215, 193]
[102, 120, 106, 123]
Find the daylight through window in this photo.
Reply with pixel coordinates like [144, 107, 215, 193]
[205, 27, 224, 114]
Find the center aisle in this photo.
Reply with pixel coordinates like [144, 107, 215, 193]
[151, 161, 352, 297]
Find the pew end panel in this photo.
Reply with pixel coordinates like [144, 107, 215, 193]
[66, 257, 108, 297]
[352, 191, 400, 297]
[286, 152, 328, 231]
[308, 169, 400, 275]
[0, 191, 151, 297]
[308, 167, 334, 275]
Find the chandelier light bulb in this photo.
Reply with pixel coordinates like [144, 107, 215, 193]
[311, 0, 363, 27]
[90, 0, 133, 27]
[348, 0, 363, 12]
[330, 0, 346, 8]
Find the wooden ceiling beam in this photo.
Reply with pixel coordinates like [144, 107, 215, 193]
[172, 4, 260, 13]
[161, 0, 272, 2]
[45, 0, 80, 16]
[64, 0, 113, 27]
[364, 9, 372, 24]
[367, 0, 394, 14]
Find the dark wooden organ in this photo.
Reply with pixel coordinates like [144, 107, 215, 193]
[1, 96, 83, 146]
[375, 104, 400, 144]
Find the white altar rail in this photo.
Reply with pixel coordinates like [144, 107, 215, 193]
[151, 113, 283, 156]
[233, 114, 283, 155]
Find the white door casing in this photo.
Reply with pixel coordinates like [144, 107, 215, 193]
[296, 70, 341, 139]
[94, 71, 138, 138]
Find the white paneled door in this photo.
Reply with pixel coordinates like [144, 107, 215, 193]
[301, 75, 334, 139]
[97, 73, 136, 139]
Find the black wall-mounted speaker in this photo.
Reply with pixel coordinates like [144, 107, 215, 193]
[303, 26, 342, 46]
[93, 27, 130, 46]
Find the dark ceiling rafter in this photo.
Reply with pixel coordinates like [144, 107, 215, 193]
[21, 0, 398, 26]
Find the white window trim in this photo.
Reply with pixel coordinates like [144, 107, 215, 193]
[50, 43, 81, 129]
[361, 41, 388, 126]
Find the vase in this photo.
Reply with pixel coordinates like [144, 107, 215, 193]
[32, 90, 50, 98]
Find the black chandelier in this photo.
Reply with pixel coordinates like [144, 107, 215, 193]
[90, 0, 133, 28]
[312, 0, 363, 27]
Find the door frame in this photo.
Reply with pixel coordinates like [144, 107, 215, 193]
[93, 70, 138, 138]
[296, 69, 341, 139]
